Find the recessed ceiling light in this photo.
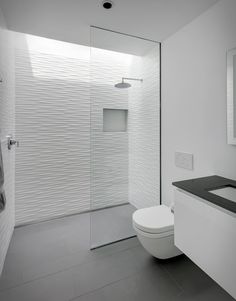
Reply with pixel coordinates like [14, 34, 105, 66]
[102, 0, 113, 10]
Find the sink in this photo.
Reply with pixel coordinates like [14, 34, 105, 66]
[210, 185, 236, 203]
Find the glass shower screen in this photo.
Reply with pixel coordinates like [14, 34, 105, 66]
[90, 27, 160, 249]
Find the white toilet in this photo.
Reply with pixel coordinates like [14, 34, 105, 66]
[132, 205, 182, 259]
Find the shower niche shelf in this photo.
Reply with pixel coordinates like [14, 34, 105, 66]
[103, 108, 128, 132]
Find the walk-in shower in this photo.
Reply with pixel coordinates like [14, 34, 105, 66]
[90, 27, 160, 248]
[13, 27, 160, 250]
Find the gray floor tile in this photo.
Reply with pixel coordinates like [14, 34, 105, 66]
[0, 272, 75, 301]
[90, 204, 136, 248]
[171, 285, 234, 301]
[0, 209, 234, 301]
[157, 255, 235, 300]
[0, 207, 137, 291]
[72, 266, 182, 301]
[0, 246, 160, 301]
[159, 255, 217, 294]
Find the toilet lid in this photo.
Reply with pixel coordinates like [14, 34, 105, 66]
[133, 205, 174, 234]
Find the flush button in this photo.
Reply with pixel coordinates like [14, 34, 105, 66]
[175, 152, 193, 170]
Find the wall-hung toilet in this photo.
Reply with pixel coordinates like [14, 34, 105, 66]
[132, 205, 182, 259]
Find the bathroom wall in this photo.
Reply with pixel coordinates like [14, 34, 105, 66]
[162, 0, 236, 205]
[14, 33, 91, 225]
[14, 33, 137, 224]
[0, 9, 15, 274]
[129, 46, 160, 209]
[90, 48, 131, 209]
[14, 31, 160, 224]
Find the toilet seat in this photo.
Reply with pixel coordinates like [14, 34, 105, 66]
[133, 225, 174, 238]
[132, 205, 174, 235]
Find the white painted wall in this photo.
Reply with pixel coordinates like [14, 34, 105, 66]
[0, 9, 15, 274]
[162, 0, 236, 205]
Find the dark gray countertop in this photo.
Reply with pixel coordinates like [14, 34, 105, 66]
[172, 175, 236, 214]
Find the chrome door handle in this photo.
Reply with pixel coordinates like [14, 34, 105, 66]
[7, 136, 19, 150]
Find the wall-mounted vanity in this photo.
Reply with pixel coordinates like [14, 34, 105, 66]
[173, 176, 236, 299]
[227, 47, 236, 145]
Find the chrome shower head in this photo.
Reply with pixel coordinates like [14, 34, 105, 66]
[114, 77, 143, 89]
[114, 82, 131, 89]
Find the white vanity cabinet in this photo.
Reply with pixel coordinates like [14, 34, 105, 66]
[174, 188, 236, 299]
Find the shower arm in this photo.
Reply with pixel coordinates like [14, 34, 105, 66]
[121, 77, 143, 83]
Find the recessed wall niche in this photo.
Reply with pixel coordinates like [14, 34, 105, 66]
[103, 108, 128, 132]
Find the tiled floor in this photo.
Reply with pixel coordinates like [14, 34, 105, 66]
[0, 210, 234, 301]
[90, 204, 136, 248]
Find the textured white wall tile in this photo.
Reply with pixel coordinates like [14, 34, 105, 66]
[15, 48, 91, 225]
[90, 48, 130, 209]
[15, 42, 132, 223]
[15, 34, 160, 225]
[129, 46, 160, 208]
[0, 28, 15, 274]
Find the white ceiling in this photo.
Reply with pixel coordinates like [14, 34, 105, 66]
[0, 0, 220, 46]
[91, 26, 159, 56]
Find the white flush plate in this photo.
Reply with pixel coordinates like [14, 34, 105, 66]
[175, 152, 193, 170]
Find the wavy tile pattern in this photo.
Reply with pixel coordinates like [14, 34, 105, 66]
[129, 47, 160, 208]
[15, 35, 160, 226]
[0, 28, 15, 274]
[15, 49, 91, 225]
[15, 44, 133, 224]
[90, 48, 130, 209]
